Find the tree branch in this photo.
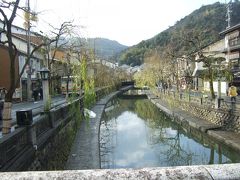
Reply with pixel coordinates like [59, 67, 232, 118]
[16, 39, 56, 87]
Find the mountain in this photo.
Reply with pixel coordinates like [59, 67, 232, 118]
[118, 1, 240, 66]
[83, 38, 128, 60]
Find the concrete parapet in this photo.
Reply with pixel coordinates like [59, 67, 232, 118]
[0, 163, 240, 179]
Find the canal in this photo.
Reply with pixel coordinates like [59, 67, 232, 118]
[99, 95, 240, 169]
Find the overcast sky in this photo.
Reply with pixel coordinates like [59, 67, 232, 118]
[15, 0, 227, 46]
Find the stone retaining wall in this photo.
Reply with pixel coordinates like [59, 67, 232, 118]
[147, 90, 240, 153]
[0, 86, 115, 171]
[156, 90, 240, 133]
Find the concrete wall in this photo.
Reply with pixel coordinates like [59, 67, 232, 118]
[0, 99, 81, 171]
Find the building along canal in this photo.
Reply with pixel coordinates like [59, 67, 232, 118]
[99, 92, 240, 169]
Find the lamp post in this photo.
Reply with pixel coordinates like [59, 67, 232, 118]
[39, 68, 50, 110]
[185, 75, 192, 102]
[215, 58, 225, 109]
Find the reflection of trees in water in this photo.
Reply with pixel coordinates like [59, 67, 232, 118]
[134, 100, 235, 166]
[146, 124, 196, 166]
[100, 98, 140, 168]
[99, 112, 118, 169]
[157, 132, 195, 166]
[100, 98, 240, 168]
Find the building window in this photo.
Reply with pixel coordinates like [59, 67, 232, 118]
[229, 37, 240, 47]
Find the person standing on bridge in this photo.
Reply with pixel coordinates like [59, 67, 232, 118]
[228, 84, 238, 102]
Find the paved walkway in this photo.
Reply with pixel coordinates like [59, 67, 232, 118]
[0, 95, 66, 130]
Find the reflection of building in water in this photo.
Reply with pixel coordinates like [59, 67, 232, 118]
[100, 99, 119, 168]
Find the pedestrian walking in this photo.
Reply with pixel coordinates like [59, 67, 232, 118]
[0, 101, 3, 121]
[0, 88, 6, 100]
[228, 84, 238, 102]
[39, 87, 43, 100]
[33, 88, 39, 101]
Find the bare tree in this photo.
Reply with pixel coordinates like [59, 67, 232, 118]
[167, 31, 226, 99]
[0, 0, 21, 102]
[0, 0, 54, 101]
[0, 0, 72, 133]
[183, 33, 226, 99]
[136, 48, 172, 90]
[45, 21, 74, 94]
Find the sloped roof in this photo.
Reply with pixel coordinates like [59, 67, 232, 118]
[219, 23, 240, 36]
[12, 33, 44, 46]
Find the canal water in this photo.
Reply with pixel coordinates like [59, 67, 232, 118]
[99, 96, 240, 169]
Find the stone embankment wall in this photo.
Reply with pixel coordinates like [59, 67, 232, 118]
[180, 102, 240, 132]
[155, 90, 240, 133]
[0, 86, 115, 171]
[148, 90, 240, 152]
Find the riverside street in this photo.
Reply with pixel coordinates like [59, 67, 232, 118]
[0, 95, 67, 132]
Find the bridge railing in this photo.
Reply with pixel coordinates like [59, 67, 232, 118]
[1, 164, 240, 179]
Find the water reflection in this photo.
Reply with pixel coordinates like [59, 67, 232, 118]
[100, 98, 240, 169]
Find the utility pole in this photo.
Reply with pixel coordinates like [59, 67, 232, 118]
[226, 0, 232, 29]
[26, 0, 32, 101]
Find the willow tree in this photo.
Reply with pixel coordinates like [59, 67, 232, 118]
[134, 49, 172, 89]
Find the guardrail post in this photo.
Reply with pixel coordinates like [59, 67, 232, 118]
[180, 92, 183, 100]
[230, 101, 236, 114]
[16, 109, 33, 126]
[215, 98, 222, 109]
[79, 97, 84, 117]
[28, 125, 37, 147]
[49, 110, 55, 128]
[16, 109, 36, 146]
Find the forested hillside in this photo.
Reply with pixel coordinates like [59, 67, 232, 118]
[87, 38, 128, 60]
[69, 37, 127, 60]
[118, 1, 240, 66]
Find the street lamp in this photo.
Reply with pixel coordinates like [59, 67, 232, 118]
[184, 74, 192, 102]
[39, 67, 50, 110]
[39, 67, 50, 80]
[215, 57, 226, 109]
